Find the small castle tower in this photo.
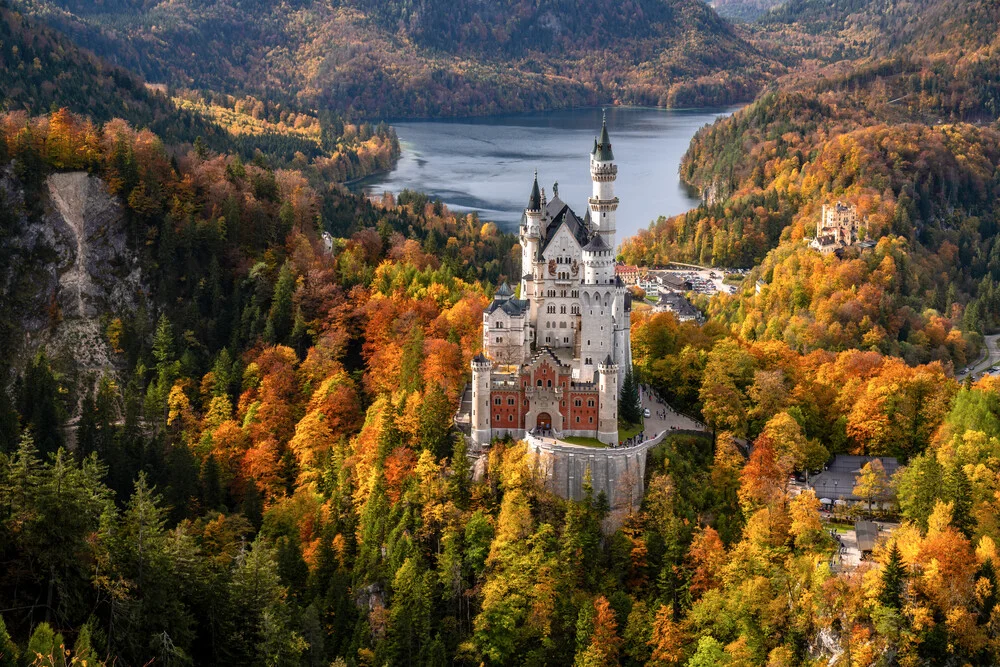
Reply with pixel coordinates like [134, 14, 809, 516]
[521, 172, 542, 297]
[597, 355, 619, 445]
[582, 233, 614, 285]
[471, 353, 492, 445]
[589, 112, 619, 249]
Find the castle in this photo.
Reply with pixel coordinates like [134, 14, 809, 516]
[470, 117, 632, 446]
[810, 202, 861, 254]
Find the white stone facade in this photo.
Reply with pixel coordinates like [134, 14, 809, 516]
[471, 118, 632, 446]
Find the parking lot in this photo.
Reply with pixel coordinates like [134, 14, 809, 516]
[647, 265, 748, 296]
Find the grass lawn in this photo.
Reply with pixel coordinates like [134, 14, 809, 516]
[824, 521, 854, 534]
[618, 422, 643, 441]
[562, 436, 607, 448]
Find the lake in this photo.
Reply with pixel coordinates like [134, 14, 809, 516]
[355, 106, 739, 244]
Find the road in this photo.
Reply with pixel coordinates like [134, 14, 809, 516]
[641, 386, 708, 433]
[965, 333, 1000, 378]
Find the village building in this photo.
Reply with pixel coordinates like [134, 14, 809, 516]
[615, 263, 641, 285]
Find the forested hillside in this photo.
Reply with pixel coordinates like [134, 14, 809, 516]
[619, 0, 1000, 363]
[4, 109, 1000, 664]
[13, 0, 779, 117]
[6, 0, 1000, 664]
[0, 1, 399, 174]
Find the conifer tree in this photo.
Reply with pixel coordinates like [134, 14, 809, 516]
[399, 327, 426, 395]
[619, 366, 642, 426]
[943, 464, 974, 537]
[0, 614, 18, 667]
[267, 261, 295, 344]
[878, 542, 907, 610]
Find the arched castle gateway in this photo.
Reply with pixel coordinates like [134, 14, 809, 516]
[470, 116, 632, 446]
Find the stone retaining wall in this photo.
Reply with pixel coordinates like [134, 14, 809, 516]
[525, 430, 669, 509]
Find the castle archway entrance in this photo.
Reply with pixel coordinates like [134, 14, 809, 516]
[536, 413, 552, 431]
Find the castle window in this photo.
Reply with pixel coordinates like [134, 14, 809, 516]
[546, 336, 551, 343]
[547, 380, 552, 387]
[559, 322, 566, 329]
[586, 357, 592, 365]
[495, 415, 500, 422]
[571, 305, 579, 315]
[572, 291, 579, 298]
[508, 398, 515, 405]
[576, 417, 580, 423]
[575, 399, 582, 407]
[537, 380, 542, 386]
[560, 305, 566, 314]
[508, 414, 514, 422]
[547, 305, 556, 314]
[563, 337, 569, 343]
[589, 417, 594, 424]
[494, 398, 501, 405]
[588, 400, 595, 407]
[495, 337, 503, 343]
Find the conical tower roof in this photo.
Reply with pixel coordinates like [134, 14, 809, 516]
[596, 111, 614, 161]
[527, 170, 541, 211]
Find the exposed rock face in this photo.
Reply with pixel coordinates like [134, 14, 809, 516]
[41, 173, 143, 375]
[1, 169, 144, 401]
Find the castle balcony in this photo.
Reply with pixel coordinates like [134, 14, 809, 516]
[590, 164, 618, 182]
[524, 386, 564, 400]
[587, 196, 619, 212]
[553, 273, 574, 285]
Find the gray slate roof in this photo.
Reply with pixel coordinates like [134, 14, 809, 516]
[528, 173, 541, 211]
[596, 117, 614, 161]
[486, 298, 529, 316]
[540, 202, 590, 254]
[583, 234, 609, 252]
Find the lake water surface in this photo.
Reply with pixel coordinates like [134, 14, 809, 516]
[356, 106, 738, 243]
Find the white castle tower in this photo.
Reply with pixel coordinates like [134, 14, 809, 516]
[470, 353, 492, 445]
[589, 113, 618, 249]
[471, 115, 632, 447]
[597, 355, 619, 445]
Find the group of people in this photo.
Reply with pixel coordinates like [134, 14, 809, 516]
[613, 432, 646, 449]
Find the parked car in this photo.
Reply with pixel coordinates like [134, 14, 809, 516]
[643, 408, 651, 418]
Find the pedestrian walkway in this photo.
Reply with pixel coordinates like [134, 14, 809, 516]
[640, 385, 708, 434]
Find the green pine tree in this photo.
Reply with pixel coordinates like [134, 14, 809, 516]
[878, 542, 907, 610]
[0, 614, 19, 667]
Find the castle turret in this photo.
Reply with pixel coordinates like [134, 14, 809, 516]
[612, 280, 633, 369]
[582, 234, 614, 285]
[597, 355, 619, 445]
[471, 353, 492, 445]
[521, 172, 542, 296]
[589, 112, 619, 249]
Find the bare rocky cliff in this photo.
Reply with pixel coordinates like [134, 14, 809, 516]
[1, 168, 145, 405]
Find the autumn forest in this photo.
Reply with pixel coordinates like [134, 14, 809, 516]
[2, 0, 1000, 665]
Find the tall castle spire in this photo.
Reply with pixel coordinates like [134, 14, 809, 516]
[588, 111, 619, 250]
[527, 169, 541, 211]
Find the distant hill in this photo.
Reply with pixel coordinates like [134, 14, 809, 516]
[0, 1, 398, 172]
[13, 0, 780, 118]
[0, 0, 217, 139]
[707, 0, 786, 22]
